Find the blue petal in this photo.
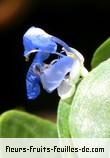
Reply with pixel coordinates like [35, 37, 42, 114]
[26, 56, 41, 99]
[26, 49, 50, 99]
[40, 56, 74, 92]
[34, 51, 50, 66]
[23, 27, 57, 57]
[23, 36, 35, 57]
[26, 77, 40, 99]
[52, 36, 73, 52]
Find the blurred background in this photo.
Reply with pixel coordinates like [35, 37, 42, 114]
[0, 0, 110, 118]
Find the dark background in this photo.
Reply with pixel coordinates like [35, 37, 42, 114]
[0, 0, 110, 114]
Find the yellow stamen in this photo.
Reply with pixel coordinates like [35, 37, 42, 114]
[66, 52, 77, 59]
[25, 57, 29, 62]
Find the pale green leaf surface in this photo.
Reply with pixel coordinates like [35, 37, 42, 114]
[57, 100, 71, 138]
[69, 58, 110, 137]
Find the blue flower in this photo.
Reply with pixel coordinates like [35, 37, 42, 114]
[23, 27, 85, 99]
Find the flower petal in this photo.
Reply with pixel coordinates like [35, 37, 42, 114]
[40, 56, 74, 92]
[70, 47, 84, 64]
[52, 36, 73, 52]
[58, 59, 81, 99]
[23, 27, 57, 57]
[33, 51, 50, 66]
[26, 77, 40, 99]
[69, 59, 81, 83]
[23, 37, 35, 57]
[26, 57, 41, 99]
[57, 79, 76, 99]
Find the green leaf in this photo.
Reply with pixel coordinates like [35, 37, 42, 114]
[0, 110, 58, 138]
[57, 100, 71, 138]
[69, 58, 110, 137]
[91, 38, 110, 69]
